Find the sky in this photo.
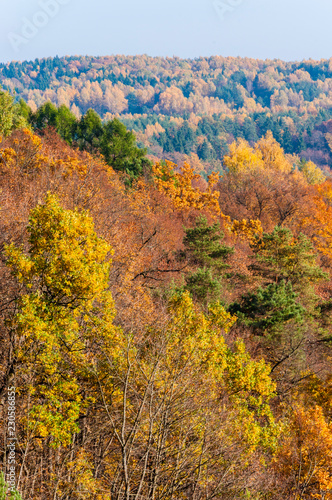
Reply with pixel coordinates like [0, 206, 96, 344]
[1, 0, 332, 64]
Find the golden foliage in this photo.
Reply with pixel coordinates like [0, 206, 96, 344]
[152, 160, 220, 213]
[224, 132, 293, 175]
[275, 405, 332, 499]
[223, 138, 264, 174]
[0, 128, 49, 174]
[227, 218, 263, 243]
[5, 194, 121, 447]
[256, 131, 293, 173]
[302, 181, 332, 259]
[298, 159, 326, 185]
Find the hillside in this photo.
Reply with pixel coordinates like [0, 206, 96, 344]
[1, 67, 332, 499]
[2, 55, 332, 171]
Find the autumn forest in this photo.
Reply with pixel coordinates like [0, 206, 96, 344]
[1, 54, 332, 500]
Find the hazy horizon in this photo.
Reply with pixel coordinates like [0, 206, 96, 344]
[1, 0, 332, 65]
[3, 52, 332, 66]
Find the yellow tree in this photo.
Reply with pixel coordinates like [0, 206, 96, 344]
[224, 132, 293, 175]
[96, 291, 279, 499]
[5, 193, 122, 448]
[297, 159, 326, 185]
[303, 181, 332, 260]
[226, 218, 263, 244]
[256, 130, 292, 173]
[152, 160, 220, 213]
[0, 128, 50, 174]
[274, 405, 332, 499]
[223, 138, 264, 174]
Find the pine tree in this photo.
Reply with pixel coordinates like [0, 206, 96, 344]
[183, 215, 233, 303]
[230, 280, 305, 333]
[100, 118, 150, 180]
[31, 101, 58, 130]
[251, 226, 326, 292]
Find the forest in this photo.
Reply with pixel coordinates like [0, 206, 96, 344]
[1, 64, 332, 500]
[3, 55, 332, 173]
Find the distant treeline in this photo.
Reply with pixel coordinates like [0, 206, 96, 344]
[2, 55, 332, 169]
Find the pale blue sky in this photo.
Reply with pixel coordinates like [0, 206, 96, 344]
[0, 0, 332, 63]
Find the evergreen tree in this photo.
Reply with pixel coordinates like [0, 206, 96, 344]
[100, 118, 150, 180]
[282, 127, 293, 153]
[230, 280, 305, 333]
[31, 101, 58, 130]
[197, 139, 212, 161]
[183, 215, 233, 303]
[55, 105, 77, 144]
[250, 226, 327, 316]
[251, 227, 326, 292]
[76, 108, 104, 149]
[17, 98, 31, 122]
